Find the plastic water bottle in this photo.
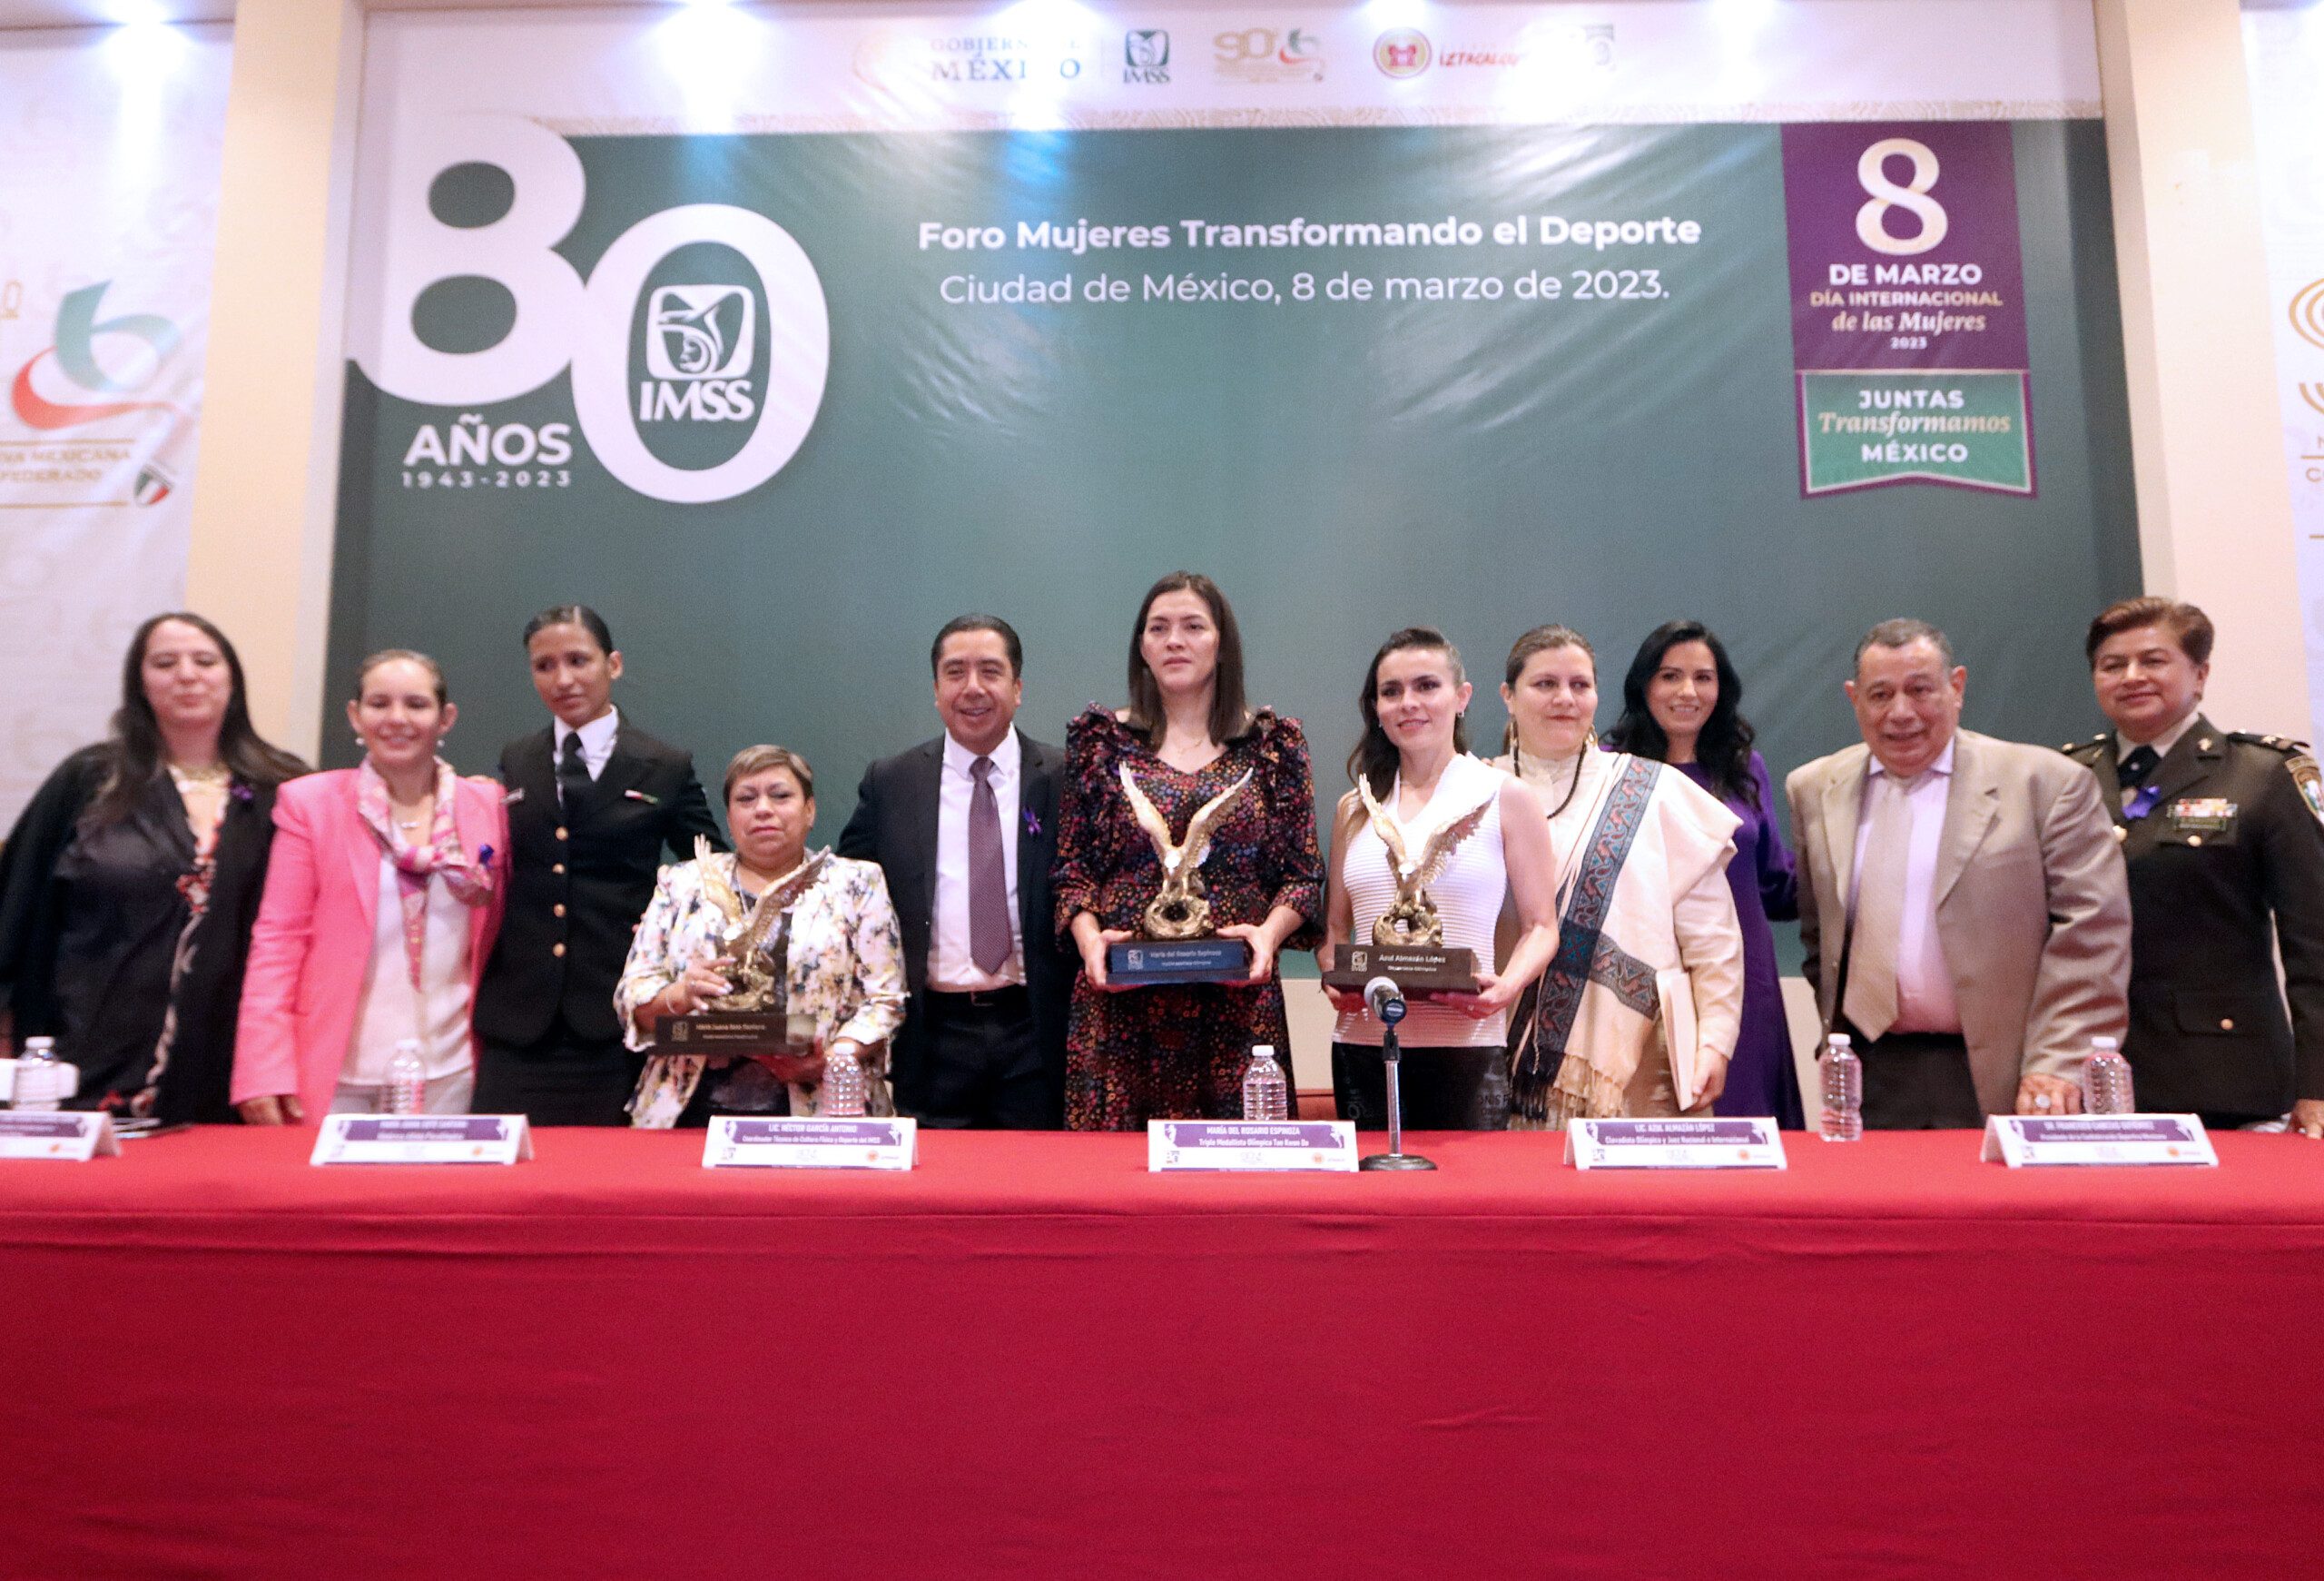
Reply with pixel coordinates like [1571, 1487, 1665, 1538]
[1242, 1043, 1289, 1122]
[13, 1036, 64, 1112]
[821, 1048, 867, 1117]
[2082, 1035, 2135, 1115]
[1819, 1033, 1863, 1141]
[383, 1039, 428, 1116]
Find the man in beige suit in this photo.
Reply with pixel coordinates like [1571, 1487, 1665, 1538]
[1788, 619, 2130, 1125]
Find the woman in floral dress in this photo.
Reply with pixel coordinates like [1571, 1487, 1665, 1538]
[1053, 572, 1325, 1129]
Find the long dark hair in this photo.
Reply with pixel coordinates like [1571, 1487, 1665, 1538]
[1124, 571, 1251, 746]
[1347, 627, 1468, 800]
[1604, 619, 1758, 808]
[85, 612, 308, 826]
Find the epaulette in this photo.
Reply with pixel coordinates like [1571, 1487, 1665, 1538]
[2230, 732, 2309, 756]
[2058, 733, 2107, 760]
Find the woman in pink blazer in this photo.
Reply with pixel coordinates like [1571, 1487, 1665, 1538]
[233, 650, 508, 1123]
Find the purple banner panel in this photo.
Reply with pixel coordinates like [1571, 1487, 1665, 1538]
[1781, 121, 2028, 371]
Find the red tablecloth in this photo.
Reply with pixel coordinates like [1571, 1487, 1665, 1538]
[5, 1126, 2321, 1579]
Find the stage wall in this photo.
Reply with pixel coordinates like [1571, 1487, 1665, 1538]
[329, 1, 2138, 873]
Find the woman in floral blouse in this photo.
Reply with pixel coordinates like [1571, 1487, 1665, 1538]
[1054, 572, 1325, 1129]
[618, 745, 907, 1127]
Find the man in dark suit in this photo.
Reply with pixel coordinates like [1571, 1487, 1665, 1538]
[473, 606, 723, 1125]
[2066, 596, 2324, 1135]
[838, 615, 1070, 1128]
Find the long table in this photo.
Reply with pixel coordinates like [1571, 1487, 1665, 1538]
[4, 1127, 2320, 1579]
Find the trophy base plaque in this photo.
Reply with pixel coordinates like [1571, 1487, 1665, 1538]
[655, 1010, 817, 1058]
[1108, 938, 1252, 986]
[1324, 944, 1478, 997]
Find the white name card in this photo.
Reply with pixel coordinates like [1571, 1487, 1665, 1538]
[1564, 1117, 1787, 1170]
[704, 1115, 917, 1170]
[0, 1112, 118, 1161]
[1982, 1113, 2217, 1168]
[1147, 1120, 1359, 1171]
[310, 1113, 533, 1166]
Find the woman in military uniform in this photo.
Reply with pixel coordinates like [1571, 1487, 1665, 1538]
[2068, 597, 2324, 1136]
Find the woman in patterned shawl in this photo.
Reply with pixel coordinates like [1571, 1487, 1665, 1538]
[1492, 626, 1748, 1128]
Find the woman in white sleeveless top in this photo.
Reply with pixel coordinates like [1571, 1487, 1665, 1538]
[1321, 628, 1560, 1129]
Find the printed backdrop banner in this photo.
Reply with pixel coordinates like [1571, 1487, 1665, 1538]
[2245, 1, 2324, 749]
[0, 25, 231, 825]
[333, 3, 2137, 859]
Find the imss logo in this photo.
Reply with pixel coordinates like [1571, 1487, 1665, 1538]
[356, 112, 830, 504]
[642, 285, 758, 422]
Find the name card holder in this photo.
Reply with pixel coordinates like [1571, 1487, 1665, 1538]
[1981, 1114, 2217, 1168]
[0, 1112, 119, 1161]
[1147, 1120, 1359, 1171]
[704, 1116, 917, 1170]
[310, 1114, 533, 1166]
[1564, 1117, 1787, 1171]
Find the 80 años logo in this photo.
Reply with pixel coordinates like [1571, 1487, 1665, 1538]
[354, 113, 829, 504]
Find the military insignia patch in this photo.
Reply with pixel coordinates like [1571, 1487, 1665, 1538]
[2290, 754, 2324, 827]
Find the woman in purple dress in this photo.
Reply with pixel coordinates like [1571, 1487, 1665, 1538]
[1605, 621, 1804, 1127]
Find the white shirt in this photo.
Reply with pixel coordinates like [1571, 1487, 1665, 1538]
[2119, 709, 2199, 765]
[555, 706, 620, 782]
[1849, 738, 1961, 1035]
[1332, 754, 1507, 1049]
[927, 729, 1023, 992]
[342, 855, 476, 1085]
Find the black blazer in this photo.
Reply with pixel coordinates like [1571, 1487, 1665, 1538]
[836, 730, 1071, 1092]
[475, 717, 723, 1046]
[2066, 717, 2324, 1115]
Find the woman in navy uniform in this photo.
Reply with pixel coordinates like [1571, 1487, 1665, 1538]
[2066, 597, 2324, 1136]
[472, 605, 723, 1124]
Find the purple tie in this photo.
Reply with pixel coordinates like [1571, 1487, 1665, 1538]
[969, 756, 1010, 974]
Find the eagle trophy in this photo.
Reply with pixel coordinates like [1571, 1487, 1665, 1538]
[1118, 763, 1254, 940]
[694, 838, 830, 1011]
[1355, 779, 1493, 948]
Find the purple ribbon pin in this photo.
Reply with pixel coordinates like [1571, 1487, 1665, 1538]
[1024, 808, 1041, 837]
[2122, 786, 2161, 824]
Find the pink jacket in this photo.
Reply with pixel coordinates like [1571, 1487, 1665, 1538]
[231, 769, 510, 1120]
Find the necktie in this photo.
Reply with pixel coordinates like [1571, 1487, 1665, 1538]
[2118, 745, 2162, 789]
[968, 756, 1011, 974]
[1844, 772, 1915, 1042]
[558, 732, 591, 812]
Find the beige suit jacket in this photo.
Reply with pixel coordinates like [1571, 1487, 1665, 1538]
[1786, 729, 2130, 1115]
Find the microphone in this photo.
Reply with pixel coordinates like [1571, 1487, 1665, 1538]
[1364, 976, 1406, 1026]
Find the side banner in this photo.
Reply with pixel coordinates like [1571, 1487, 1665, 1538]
[2245, 3, 2324, 747]
[0, 25, 231, 825]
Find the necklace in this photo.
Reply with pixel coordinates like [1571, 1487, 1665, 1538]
[168, 761, 231, 791]
[1514, 738, 1590, 822]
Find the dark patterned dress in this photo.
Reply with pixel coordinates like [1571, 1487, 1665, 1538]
[1053, 706, 1324, 1130]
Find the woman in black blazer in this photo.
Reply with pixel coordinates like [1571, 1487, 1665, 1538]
[472, 605, 723, 1124]
[0, 612, 306, 1122]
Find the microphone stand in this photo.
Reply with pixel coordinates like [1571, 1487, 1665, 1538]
[1360, 1016, 1435, 1172]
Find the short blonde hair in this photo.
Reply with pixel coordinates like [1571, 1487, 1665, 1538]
[724, 744, 813, 804]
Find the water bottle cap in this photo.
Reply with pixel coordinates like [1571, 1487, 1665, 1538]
[2090, 1036, 2120, 1052]
[1826, 1033, 1852, 1050]
[24, 1036, 54, 1054]
[1252, 1044, 1275, 1060]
